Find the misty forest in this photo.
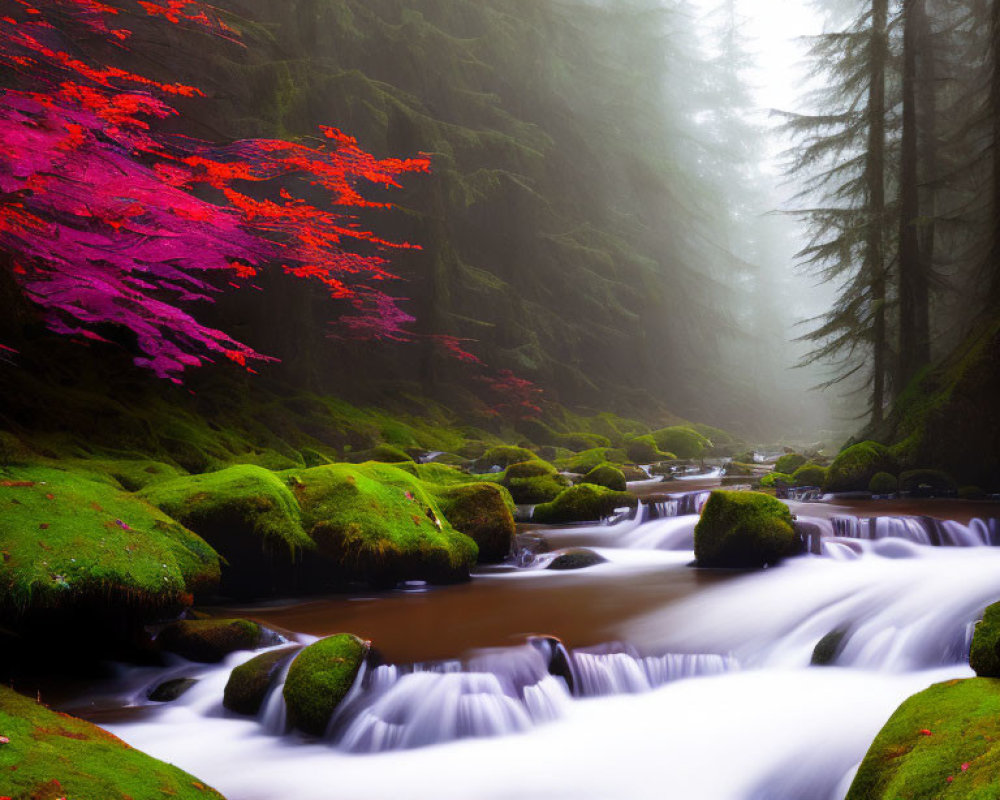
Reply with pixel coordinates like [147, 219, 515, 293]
[1, 0, 999, 798]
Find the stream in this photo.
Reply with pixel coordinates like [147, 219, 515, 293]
[58, 479, 1000, 800]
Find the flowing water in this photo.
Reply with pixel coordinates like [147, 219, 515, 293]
[62, 488, 1000, 800]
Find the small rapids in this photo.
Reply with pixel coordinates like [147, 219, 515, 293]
[93, 495, 1000, 800]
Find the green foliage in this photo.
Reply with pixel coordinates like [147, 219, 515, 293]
[157, 618, 265, 664]
[899, 469, 958, 497]
[694, 491, 799, 568]
[869, 472, 899, 494]
[581, 463, 627, 492]
[433, 482, 516, 562]
[0, 465, 219, 620]
[532, 484, 637, 524]
[652, 427, 711, 459]
[0, 686, 225, 799]
[224, 646, 299, 715]
[824, 441, 898, 493]
[970, 603, 1000, 678]
[284, 634, 368, 736]
[774, 453, 808, 475]
[846, 678, 1000, 800]
[791, 463, 828, 487]
[289, 463, 478, 586]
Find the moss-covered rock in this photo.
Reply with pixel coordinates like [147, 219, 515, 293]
[619, 464, 650, 481]
[899, 468, 958, 497]
[725, 461, 757, 477]
[558, 448, 617, 475]
[157, 618, 267, 663]
[869, 472, 899, 494]
[824, 441, 898, 493]
[476, 445, 538, 471]
[290, 463, 478, 586]
[625, 435, 670, 463]
[547, 548, 608, 570]
[0, 466, 220, 632]
[581, 463, 627, 491]
[651, 426, 711, 459]
[283, 634, 368, 736]
[846, 678, 1000, 800]
[791, 463, 828, 487]
[774, 453, 807, 475]
[694, 490, 800, 568]
[0, 685, 225, 799]
[760, 471, 794, 488]
[434, 482, 516, 563]
[223, 646, 299, 716]
[970, 602, 1000, 678]
[500, 459, 569, 504]
[532, 484, 638, 524]
[348, 444, 415, 464]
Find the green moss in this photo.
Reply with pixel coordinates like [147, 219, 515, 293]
[899, 469, 958, 497]
[349, 443, 415, 464]
[557, 448, 617, 475]
[532, 484, 637, 524]
[824, 441, 898, 493]
[283, 634, 368, 736]
[847, 678, 1000, 800]
[476, 446, 538, 470]
[157, 618, 265, 663]
[0, 686, 225, 799]
[970, 603, 1000, 678]
[500, 459, 568, 504]
[694, 490, 799, 568]
[760, 472, 794, 488]
[433, 482, 516, 562]
[223, 646, 299, 715]
[791, 463, 828, 487]
[869, 472, 899, 494]
[725, 461, 757, 477]
[581, 463, 627, 491]
[774, 453, 808, 475]
[624, 435, 669, 463]
[0, 466, 220, 622]
[289, 463, 478, 586]
[651, 427, 711, 459]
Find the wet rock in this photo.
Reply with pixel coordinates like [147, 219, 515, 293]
[811, 628, 848, 666]
[157, 618, 269, 663]
[694, 490, 800, 568]
[547, 548, 608, 571]
[283, 634, 368, 736]
[223, 646, 300, 716]
[148, 677, 198, 702]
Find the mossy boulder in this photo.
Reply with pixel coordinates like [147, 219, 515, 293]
[774, 453, 808, 475]
[619, 464, 650, 481]
[348, 444, 415, 464]
[694, 490, 800, 568]
[651, 426, 711, 459]
[157, 618, 268, 663]
[434, 482, 516, 563]
[791, 463, 828, 487]
[476, 446, 538, 471]
[581, 463, 627, 492]
[223, 645, 300, 715]
[846, 678, 1000, 800]
[533, 484, 638, 524]
[0, 685, 225, 799]
[0, 466, 220, 633]
[824, 441, 898, 493]
[625, 435, 670, 463]
[725, 461, 757, 477]
[558, 448, 617, 475]
[760, 471, 794, 488]
[290, 463, 478, 586]
[869, 472, 899, 494]
[970, 602, 1000, 678]
[547, 548, 608, 570]
[283, 634, 368, 736]
[501, 459, 569, 504]
[899, 469, 958, 497]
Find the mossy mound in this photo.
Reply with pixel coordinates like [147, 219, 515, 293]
[290, 463, 478, 586]
[760, 472, 794, 488]
[619, 464, 650, 481]
[899, 469, 958, 497]
[581, 463, 627, 492]
[558, 448, 618, 475]
[533, 484, 638, 524]
[500, 459, 569, 504]
[434, 482, 516, 563]
[223, 646, 300, 716]
[157, 618, 267, 663]
[0, 685, 225, 799]
[348, 444, 415, 464]
[774, 453, 808, 475]
[651, 426, 711, 459]
[970, 602, 1000, 678]
[846, 678, 1000, 800]
[0, 466, 220, 629]
[141, 465, 313, 597]
[476, 446, 538, 471]
[67, 458, 184, 492]
[869, 472, 899, 494]
[725, 461, 757, 477]
[791, 463, 828, 487]
[625, 435, 671, 463]
[824, 441, 898, 493]
[283, 634, 368, 736]
[547, 548, 608, 570]
[694, 491, 800, 568]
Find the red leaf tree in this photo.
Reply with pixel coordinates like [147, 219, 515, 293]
[0, 0, 431, 380]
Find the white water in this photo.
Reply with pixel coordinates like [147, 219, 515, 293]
[100, 502, 1000, 800]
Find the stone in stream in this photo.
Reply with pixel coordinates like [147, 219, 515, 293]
[528, 635, 576, 694]
[157, 618, 273, 663]
[283, 634, 369, 736]
[546, 548, 608, 571]
[223, 646, 301, 716]
[694, 490, 801, 568]
[970, 601, 1000, 677]
[810, 628, 848, 666]
[148, 677, 198, 702]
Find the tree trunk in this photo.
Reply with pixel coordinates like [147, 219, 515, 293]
[915, 0, 936, 352]
[867, 0, 889, 424]
[992, 0, 1000, 302]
